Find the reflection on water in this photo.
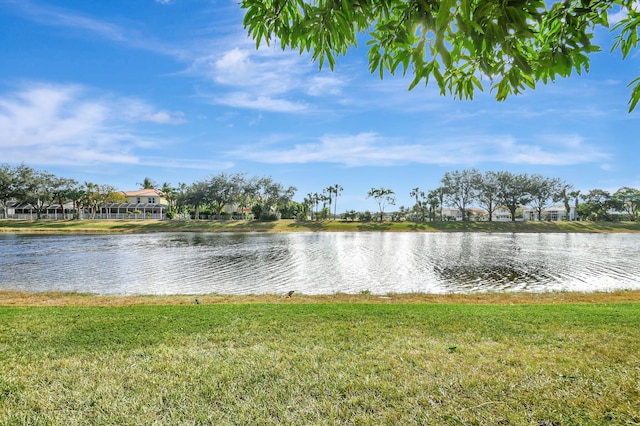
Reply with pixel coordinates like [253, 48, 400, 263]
[0, 232, 639, 295]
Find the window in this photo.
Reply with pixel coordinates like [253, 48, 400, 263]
[148, 197, 156, 203]
[137, 197, 141, 203]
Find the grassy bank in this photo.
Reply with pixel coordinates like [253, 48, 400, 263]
[1, 299, 638, 425]
[2, 218, 640, 234]
[3, 289, 640, 306]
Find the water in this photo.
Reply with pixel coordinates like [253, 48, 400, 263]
[0, 232, 639, 295]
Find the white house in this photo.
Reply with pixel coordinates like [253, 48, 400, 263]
[522, 205, 578, 221]
[441, 207, 488, 221]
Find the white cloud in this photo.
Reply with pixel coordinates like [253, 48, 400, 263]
[190, 39, 348, 112]
[197, 46, 305, 95]
[226, 132, 611, 167]
[7, 1, 185, 58]
[608, 5, 630, 25]
[118, 99, 186, 124]
[0, 83, 190, 166]
[306, 76, 346, 96]
[142, 157, 234, 170]
[11, 2, 350, 114]
[214, 93, 308, 113]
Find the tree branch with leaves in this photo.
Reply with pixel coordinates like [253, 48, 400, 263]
[243, 0, 640, 111]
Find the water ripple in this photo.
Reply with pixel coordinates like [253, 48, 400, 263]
[1, 232, 639, 295]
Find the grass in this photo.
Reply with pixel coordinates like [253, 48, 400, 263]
[2, 218, 640, 234]
[1, 292, 639, 425]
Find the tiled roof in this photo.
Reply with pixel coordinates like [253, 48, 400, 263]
[121, 189, 164, 197]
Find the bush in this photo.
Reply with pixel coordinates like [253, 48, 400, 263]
[360, 211, 373, 222]
[259, 212, 280, 221]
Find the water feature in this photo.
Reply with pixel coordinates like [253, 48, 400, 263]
[1, 232, 638, 295]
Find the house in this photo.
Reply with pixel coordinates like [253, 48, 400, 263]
[491, 206, 527, 221]
[104, 189, 168, 219]
[521, 205, 579, 221]
[441, 207, 488, 221]
[121, 189, 168, 205]
[5, 201, 76, 219]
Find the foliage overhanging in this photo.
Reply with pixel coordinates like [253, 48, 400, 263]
[242, 0, 640, 110]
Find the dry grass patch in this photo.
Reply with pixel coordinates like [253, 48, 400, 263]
[2, 289, 640, 307]
[2, 218, 640, 234]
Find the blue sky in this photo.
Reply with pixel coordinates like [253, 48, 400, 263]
[1, 0, 639, 212]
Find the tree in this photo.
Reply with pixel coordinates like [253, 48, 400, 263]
[280, 200, 305, 219]
[441, 169, 480, 221]
[308, 192, 321, 220]
[367, 187, 395, 222]
[83, 182, 100, 219]
[175, 182, 189, 215]
[426, 189, 441, 221]
[161, 182, 177, 213]
[554, 183, 575, 221]
[23, 170, 58, 219]
[51, 177, 78, 219]
[138, 177, 157, 190]
[236, 176, 260, 220]
[0, 163, 33, 219]
[206, 173, 244, 219]
[82, 183, 124, 219]
[185, 181, 208, 219]
[323, 186, 334, 218]
[495, 171, 532, 222]
[410, 187, 427, 222]
[579, 189, 621, 221]
[99, 185, 126, 219]
[255, 177, 297, 220]
[476, 171, 499, 222]
[331, 184, 343, 219]
[529, 175, 563, 221]
[569, 189, 582, 221]
[65, 186, 86, 219]
[242, 0, 640, 111]
[613, 186, 640, 220]
[305, 193, 315, 221]
[311, 191, 330, 220]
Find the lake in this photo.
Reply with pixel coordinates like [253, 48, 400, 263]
[1, 232, 639, 295]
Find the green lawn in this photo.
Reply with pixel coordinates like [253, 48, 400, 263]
[1, 302, 638, 425]
[2, 218, 640, 233]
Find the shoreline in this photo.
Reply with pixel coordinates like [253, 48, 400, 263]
[3, 220, 639, 307]
[2, 289, 640, 307]
[2, 218, 640, 234]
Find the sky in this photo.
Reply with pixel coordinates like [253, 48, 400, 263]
[1, 0, 639, 212]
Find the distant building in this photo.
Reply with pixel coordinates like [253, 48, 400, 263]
[101, 189, 169, 219]
[441, 207, 488, 221]
[521, 205, 579, 221]
[121, 189, 168, 205]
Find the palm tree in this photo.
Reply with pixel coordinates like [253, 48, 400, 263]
[161, 182, 176, 212]
[306, 193, 315, 221]
[65, 187, 86, 219]
[137, 177, 157, 189]
[569, 190, 581, 221]
[409, 187, 425, 222]
[332, 184, 343, 219]
[323, 186, 334, 218]
[313, 192, 321, 220]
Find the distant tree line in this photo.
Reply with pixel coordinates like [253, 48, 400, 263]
[164, 173, 297, 221]
[0, 163, 126, 220]
[308, 169, 640, 223]
[428, 169, 639, 222]
[0, 164, 297, 221]
[2, 163, 639, 222]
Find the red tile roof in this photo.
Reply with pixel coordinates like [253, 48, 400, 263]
[121, 189, 164, 197]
